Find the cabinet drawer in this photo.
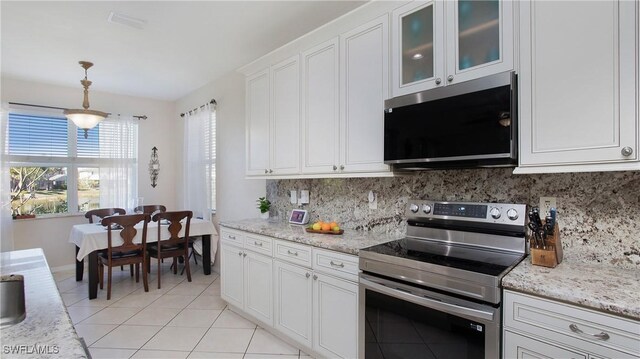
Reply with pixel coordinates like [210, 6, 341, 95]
[220, 228, 244, 246]
[244, 234, 273, 256]
[312, 248, 358, 282]
[504, 291, 640, 356]
[274, 240, 312, 267]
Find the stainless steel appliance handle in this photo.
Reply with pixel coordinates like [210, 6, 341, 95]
[360, 275, 494, 321]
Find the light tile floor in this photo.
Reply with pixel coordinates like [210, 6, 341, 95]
[54, 258, 314, 359]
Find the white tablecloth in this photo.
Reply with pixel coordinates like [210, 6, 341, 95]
[69, 218, 218, 263]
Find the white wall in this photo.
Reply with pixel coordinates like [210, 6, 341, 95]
[1, 77, 178, 268]
[175, 71, 266, 271]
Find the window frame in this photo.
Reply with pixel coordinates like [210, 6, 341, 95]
[6, 108, 137, 218]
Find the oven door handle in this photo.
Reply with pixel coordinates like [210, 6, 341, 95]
[360, 276, 494, 322]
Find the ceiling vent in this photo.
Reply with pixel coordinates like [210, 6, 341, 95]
[108, 11, 147, 30]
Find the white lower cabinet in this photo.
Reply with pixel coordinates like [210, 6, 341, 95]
[504, 330, 587, 359]
[274, 260, 313, 348]
[220, 230, 273, 327]
[220, 243, 244, 309]
[313, 272, 358, 359]
[244, 251, 273, 325]
[222, 228, 359, 359]
[503, 290, 640, 359]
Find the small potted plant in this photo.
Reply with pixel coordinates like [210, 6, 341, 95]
[257, 197, 271, 219]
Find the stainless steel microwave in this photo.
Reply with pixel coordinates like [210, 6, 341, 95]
[384, 71, 517, 170]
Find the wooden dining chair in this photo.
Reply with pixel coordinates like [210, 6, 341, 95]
[98, 214, 150, 300]
[85, 208, 132, 275]
[85, 208, 126, 224]
[147, 211, 193, 289]
[133, 205, 167, 215]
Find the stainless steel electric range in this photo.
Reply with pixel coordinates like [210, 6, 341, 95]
[359, 200, 527, 359]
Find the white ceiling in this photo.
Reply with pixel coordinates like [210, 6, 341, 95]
[1, 1, 366, 101]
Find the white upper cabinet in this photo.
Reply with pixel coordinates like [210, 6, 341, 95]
[271, 56, 301, 175]
[245, 56, 301, 177]
[516, 0, 639, 173]
[245, 69, 270, 176]
[392, 1, 445, 96]
[445, 0, 514, 84]
[391, 0, 514, 97]
[301, 38, 340, 174]
[340, 14, 390, 173]
[247, 13, 392, 178]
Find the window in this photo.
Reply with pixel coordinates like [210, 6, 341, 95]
[6, 111, 137, 217]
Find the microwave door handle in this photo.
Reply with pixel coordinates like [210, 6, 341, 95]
[360, 276, 494, 322]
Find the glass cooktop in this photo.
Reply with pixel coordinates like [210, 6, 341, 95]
[360, 237, 525, 277]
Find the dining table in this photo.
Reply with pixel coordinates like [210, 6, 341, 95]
[69, 218, 218, 299]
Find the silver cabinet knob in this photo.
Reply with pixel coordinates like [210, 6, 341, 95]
[269, 169, 273, 174]
[435, 78, 442, 85]
[313, 274, 318, 280]
[228, 235, 236, 240]
[242, 252, 247, 257]
[340, 165, 345, 170]
[264, 169, 268, 174]
[447, 75, 454, 82]
[254, 241, 263, 247]
[238, 251, 242, 256]
[621, 146, 633, 156]
[306, 273, 310, 278]
[333, 165, 337, 171]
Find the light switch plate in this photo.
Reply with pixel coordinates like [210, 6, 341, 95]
[290, 190, 297, 204]
[299, 190, 309, 204]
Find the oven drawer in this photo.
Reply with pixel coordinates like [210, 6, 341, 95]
[274, 239, 312, 268]
[220, 228, 244, 246]
[244, 234, 273, 256]
[504, 290, 640, 356]
[312, 248, 358, 282]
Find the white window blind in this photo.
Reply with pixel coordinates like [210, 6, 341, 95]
[8, 114, 68, 157]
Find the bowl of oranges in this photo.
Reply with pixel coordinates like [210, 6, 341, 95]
[306, 221, 343, 235]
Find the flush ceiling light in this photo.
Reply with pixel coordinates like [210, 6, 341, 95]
[412, 53, 424, 60]
[64, 61, 108, 138]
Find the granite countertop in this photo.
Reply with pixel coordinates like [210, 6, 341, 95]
[0, 248, 88, 358]
[220, 218, 401, 255]
[502, 257, 640, 320]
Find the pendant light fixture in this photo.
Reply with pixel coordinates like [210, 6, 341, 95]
[64, 61, 108, 138]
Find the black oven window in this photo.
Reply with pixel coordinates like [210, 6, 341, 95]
[365, 290, 485, 359]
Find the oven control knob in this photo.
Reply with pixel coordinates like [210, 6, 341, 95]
[422, 204, 432, 214]
[507, 208, 519, 220]
[409, 204, 419, 213]
[489, 207, 501, 219]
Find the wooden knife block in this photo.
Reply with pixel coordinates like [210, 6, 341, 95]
[530, 223, 563, 268]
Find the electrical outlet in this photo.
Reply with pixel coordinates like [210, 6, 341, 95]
[539, 197, 557, 215]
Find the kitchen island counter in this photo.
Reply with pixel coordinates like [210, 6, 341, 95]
[502, 257, 640, 320]
[220, 218, 400, 255]
[0, 248, 88, 358]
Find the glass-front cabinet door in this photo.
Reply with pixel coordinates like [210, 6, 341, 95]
[391, 1, 445, 97]
[445, 0, 513, 84]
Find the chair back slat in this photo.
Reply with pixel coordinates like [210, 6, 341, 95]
[102, 214, 150, 255]
[152, 211, 192, 247]
[85, 208, 126, 224]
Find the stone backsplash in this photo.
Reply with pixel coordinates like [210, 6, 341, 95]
[266, 169, 640, 268]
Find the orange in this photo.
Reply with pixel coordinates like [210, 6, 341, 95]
[321, 223, 331, 231]
[329, 222, 338, 228]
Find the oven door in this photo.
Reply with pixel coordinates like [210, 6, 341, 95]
[359, 273, 500, 359]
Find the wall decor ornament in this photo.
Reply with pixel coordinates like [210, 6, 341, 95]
[149, 146, 160, 188]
